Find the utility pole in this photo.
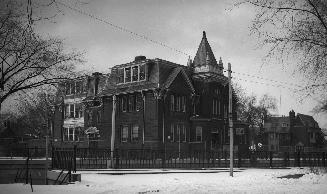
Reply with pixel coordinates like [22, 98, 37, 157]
[111, 95, 116, 168]
[228, 63, 234, 177]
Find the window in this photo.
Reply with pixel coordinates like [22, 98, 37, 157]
[65, 83, 71, 95]
[170, 95, 175, 111]
[71, 82, 75, 94]
[63, 127, 80, 142]
[196, 126, 202, 142]
[118, 68, 124, 83]
[181, 124, 186, 142]
[125, 67, 131, 83]
[170, 95, 186, 112]
[282, 123, 287, 127]
[176, 124, 180, 142]
[176, 96, 181, 112]
[132, 124, 139, 142]
[224, 105, 227, 118]
[182, 96, 186, 112]
[75, 104, 80, 118]
[129, 95, 135, 111]
[136, 93, 142, 111]
[170, 124, 174, 142]
[132, 66, 139, 82]
[218, 101, 221, 115]
[121, 125, 129, 142]
[139, 64, 145, 80]
[212, 99, 218, 115]
[70, 104, 75, 118]
[214, 89, 220, 96]
[76, 82, 81, 94]
[65, 104, 69, 118]
[121, 96, 128, 112]
[118, 64, 146, 84]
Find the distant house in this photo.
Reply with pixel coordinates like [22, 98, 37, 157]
[263, 110, 324, 152]
[51, 73, 108, 148]
[51, 31, 249, 153]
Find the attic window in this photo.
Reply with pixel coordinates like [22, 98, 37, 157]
[132, 66, 139, 81]
[117, 64, 146, 84]
[139, 64, 145, 80]
[118, 69, 124, 83]
[125, 67, 131, 83]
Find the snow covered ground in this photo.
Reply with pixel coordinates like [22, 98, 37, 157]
[1, 168, 327, 193]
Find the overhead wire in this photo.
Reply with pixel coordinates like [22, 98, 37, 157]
[56, 1, 308, 94]
[56, 1, 191, 57]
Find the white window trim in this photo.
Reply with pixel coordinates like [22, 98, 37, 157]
[117, 64, 147, 85]
[121, 125, 129, 142]
[195, 126, 202, 142]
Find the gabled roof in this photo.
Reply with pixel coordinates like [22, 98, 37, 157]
[162, 67, 195, 93]
[297, 113, 319, 128]
[193, 31, 220, 69]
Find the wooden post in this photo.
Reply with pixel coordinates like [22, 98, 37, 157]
[111, 95, 116, 168]
[228, 63, 233, 177]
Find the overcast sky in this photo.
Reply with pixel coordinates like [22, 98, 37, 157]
[7, 0, 327, 127]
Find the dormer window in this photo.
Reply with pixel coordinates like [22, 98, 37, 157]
[125, 67, 131, 83]
[117, 64, 146, 84]
[132, 66, 138, 81]
[139, 64, 146, 81]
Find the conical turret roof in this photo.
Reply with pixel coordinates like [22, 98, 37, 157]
[193, 31, 218, 67]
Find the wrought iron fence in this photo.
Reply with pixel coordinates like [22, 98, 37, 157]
[51, 147, 327, 170]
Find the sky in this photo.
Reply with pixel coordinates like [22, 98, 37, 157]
[4, 0, 327, 127]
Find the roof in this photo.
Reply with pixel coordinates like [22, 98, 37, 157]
[264, 116, 290, 133]
[193, 31, 222, 71]
[161, 67, 195, 93]
[297, 113, 319, 128]
[100, 58, 195, 96]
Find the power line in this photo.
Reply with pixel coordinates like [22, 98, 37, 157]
[56, 1, 191, 57]
[232, 71, 303, 88]
[233, 77, 303, 92]
[53, 1, 311, 92]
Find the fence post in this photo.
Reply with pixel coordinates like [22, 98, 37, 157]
[115, 149, 119, 169]
[269, 151, 273, 168]
[25, 149, 30, 184]
[238, 151, 241, 168]
[73, 145, 77, 172]
[297, 151, 301, 167]
[51, 146, 54, 169]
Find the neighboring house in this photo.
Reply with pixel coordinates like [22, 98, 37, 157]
[263, 110, 324, 152]
[51, 73, 108, 148]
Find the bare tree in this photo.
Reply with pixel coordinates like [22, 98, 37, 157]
[235, 0, 327, 112]
[234, 84, 278, 143]
[16, 90, 56, 137]
[0, 1, 83, 110]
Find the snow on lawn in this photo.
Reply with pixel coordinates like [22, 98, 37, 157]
[1, 168, 326, 194]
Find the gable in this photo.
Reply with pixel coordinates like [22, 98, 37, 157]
[167, 71, 194, 94]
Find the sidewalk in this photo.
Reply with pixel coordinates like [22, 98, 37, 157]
[75, 168, 245, 175]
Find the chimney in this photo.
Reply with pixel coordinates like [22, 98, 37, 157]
[289, 109, 295, 127]
[134, 56, 146, 61]
[187, 56, 193, 67]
